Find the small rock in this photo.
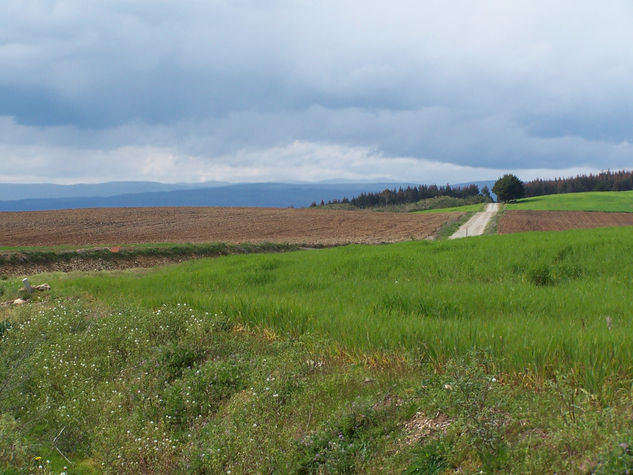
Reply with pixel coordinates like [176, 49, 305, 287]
[21, 283, 51, 292]
[13, 298, 27, 305]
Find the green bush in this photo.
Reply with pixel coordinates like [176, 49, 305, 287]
[158, 342, 201, 381]
[527, 264, 554, 286]
[296, 401, 378, 474]
[160, 359, 249, 427]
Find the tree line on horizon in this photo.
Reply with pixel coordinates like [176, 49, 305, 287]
[312, 170, 633, 209]
[311, 183, 483, 208]
[523, 170, 633, 197]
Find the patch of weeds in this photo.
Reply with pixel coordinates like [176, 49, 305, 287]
[0, 320, 10, 337]
[0, 280, 20, 301]
[160, 359, 249, 427]
[0, 414, 30, 469]
[593, 441, 633, 474]
[157, 342, 204, 381]
[483, 206, 503, 235]
[375, 294, 462, 319]
[434, 212, 474, 240]
[526, 263, 554, 286]
[557, 262, 584, 280]
[296, 397, 400, 474]
[429, 351, 511, 472]
[545, 372, 590, 425]
[523, 257, 585, 286]
[554, 244, 574, 262]
[404, 439, 451, 475]
[244, 271, 276, 286]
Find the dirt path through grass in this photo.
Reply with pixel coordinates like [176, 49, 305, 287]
[449, 203, 500, 239]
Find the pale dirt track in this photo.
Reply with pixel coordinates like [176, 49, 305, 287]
[449, 203, 500, 239]
[0, 207, 463, 247]
[499, 210, 633, 234]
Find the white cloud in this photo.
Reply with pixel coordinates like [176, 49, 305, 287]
[0, 136, 600, 186]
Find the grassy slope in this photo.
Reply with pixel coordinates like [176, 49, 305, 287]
[1, 303, 427, 474]
[3, 228, 633, 472]
[7, 301, 629, 474]
[37, 227, 633, 392]
[507, 190, 633, 212]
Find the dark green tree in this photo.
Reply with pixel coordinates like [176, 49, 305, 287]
[480, 185, 492, 201]
[492, 174, 525, 202]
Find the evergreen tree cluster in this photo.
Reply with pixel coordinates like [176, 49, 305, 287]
[492, 174, 525, 202]
[311, 170, 633, 210]
[524, 170, 633, 197]
[314, 184, 481, 209]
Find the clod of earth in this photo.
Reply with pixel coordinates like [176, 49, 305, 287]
[403, 411, 451, 445]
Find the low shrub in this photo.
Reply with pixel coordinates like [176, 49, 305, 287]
[526, 263, 554, 286]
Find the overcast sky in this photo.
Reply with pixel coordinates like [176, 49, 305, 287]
[1, 0, 631, 184]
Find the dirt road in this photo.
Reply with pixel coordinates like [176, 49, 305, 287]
[449, 203, 500, 239]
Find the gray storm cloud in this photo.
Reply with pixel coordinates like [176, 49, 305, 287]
[0, 0, 631, 182]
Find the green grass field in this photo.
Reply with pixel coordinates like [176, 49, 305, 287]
[507, 190, 633, 212]
[42, 227, 633, 392]
[3, 227, 633, 472]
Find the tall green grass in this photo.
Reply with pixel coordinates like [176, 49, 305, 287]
[507, 190, 633, 212]
[49, 227, 633, 393]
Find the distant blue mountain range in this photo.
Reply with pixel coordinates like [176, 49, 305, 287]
[0, 180, 495, 211]
[0, 181, 229, 201]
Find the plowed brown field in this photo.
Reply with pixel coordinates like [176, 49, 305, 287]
[498, 210, 633, 234]
[0, 207, 462, 247]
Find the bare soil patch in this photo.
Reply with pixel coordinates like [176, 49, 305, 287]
[499, 210, 633, 234]
[403, 411, 451, 445]
[1, 207, 461, 247]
